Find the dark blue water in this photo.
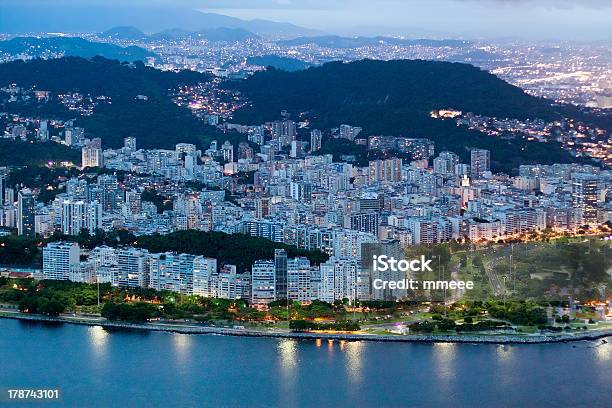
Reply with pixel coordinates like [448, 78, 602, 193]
[1, 319, 610, 408]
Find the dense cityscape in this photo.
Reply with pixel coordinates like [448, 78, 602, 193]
[1, 1, 612, 407]
[1, 106, 611, 308]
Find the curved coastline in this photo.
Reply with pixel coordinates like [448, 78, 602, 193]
[2, 312, 611, 344]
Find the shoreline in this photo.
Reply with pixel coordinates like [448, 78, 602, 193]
[2, 312, 611, 344]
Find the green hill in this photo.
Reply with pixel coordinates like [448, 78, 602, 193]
[247, 55, 312, 71]
[0, 57, 244, 150]
[0, 140, 80, 167]
[0, 37, 155, 62]
[228, 59, 581, 172]
[100, 26, 148, 41]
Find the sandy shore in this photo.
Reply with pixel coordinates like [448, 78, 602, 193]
[2, 311, 611, 344]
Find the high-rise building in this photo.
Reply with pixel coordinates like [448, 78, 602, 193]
[61, 199, 102, 235]
[274, 248, 288, 300]
[66, 178, 88, 199]
[64, 128, 75, 146]
[216, 265, 250, 300]
[149, 253, 197, 295]
[470, 149, 490, 179]
[113, 248, 150, 288]
[433, 151, 460, 175]
[17, 189, 36, 236]
[369, 159, 402, 183]
[125, 191, 142, 214]
[310, 129, 322, 152]
[572, 173, 599, 225]
[193, 256, 218, 297]
[124, 137, 137, 152]
[176, 143, 197, 156]
[43, 242, 80, 281]
[255, 197, 270, 219]
[349, 212, 379, 235]
[290, 140, 307, 158]
[407, 218, 439, 245]
[319, 258, 357, 303]
[82, 138, 103, 168]
[247, 126, 265, 145]
[221, 141, 234, 163]
[251, 260, 276, 306]
[237, 142, 254, 160]
[339, 124, 362, 141]
[287, 257, 311, 302]
[0, 173, 5, 206]
[271, 120, 297, 146]
[97, 174, 119, 211]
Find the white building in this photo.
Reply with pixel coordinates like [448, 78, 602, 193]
[319, 258, 357, 303]
[287, 257, 312, 302]
[251, 260, 276, 306]
[43, 242, 80, 281]
[149, 253, 197, 295]
[113, 248, 150, 288]
[193, 256, 218, 297]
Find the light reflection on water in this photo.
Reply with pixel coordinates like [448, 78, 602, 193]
[277, 339, 299, 407]
[493, 344, 518, 387]
[173, 333, 192, 363]
[345, 341, 365, 385]
[433, 343, 456, 384]
[278, 339, 298, 377]
[594, 341, 611, 362]
[88, 326, 108, 359]
[495, 344, 515, 364]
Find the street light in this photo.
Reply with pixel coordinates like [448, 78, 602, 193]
[502, 275, 508, 310]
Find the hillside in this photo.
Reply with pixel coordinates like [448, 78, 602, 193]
[278, 36, 469, 48]
[228, 59, 580, 172]
[0, 37, 155, 62]
[247, 55, 312, 71]
[101, 26, 148, 41]
[0, 57, 238, 150]
[0, 140, 80, 167]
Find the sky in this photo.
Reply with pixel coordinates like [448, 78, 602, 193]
[3, 0, 612, 40]
[200, 0, 612, 39]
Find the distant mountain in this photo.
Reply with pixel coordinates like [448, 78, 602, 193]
[101, 26, 148, 41]
[228, 59, 580, 173]
[150, 27, 259, 42]
[278, 35, 470, 48]
[247, 55, 312, 72]
[0, 5, 319, 38]
[0, 37, 155, 62]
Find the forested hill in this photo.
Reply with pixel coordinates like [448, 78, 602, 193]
[0, 57, 231, 150]
[230, 59, 557, 126]
[227, 59, 582, 172]
[0, 56, 203, 97]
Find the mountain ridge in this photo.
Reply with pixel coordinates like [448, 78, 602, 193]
[0, 6, 319, 38]
[0, 37, 155, 62]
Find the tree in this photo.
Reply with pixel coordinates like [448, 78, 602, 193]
[37, 298, 65, 316]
